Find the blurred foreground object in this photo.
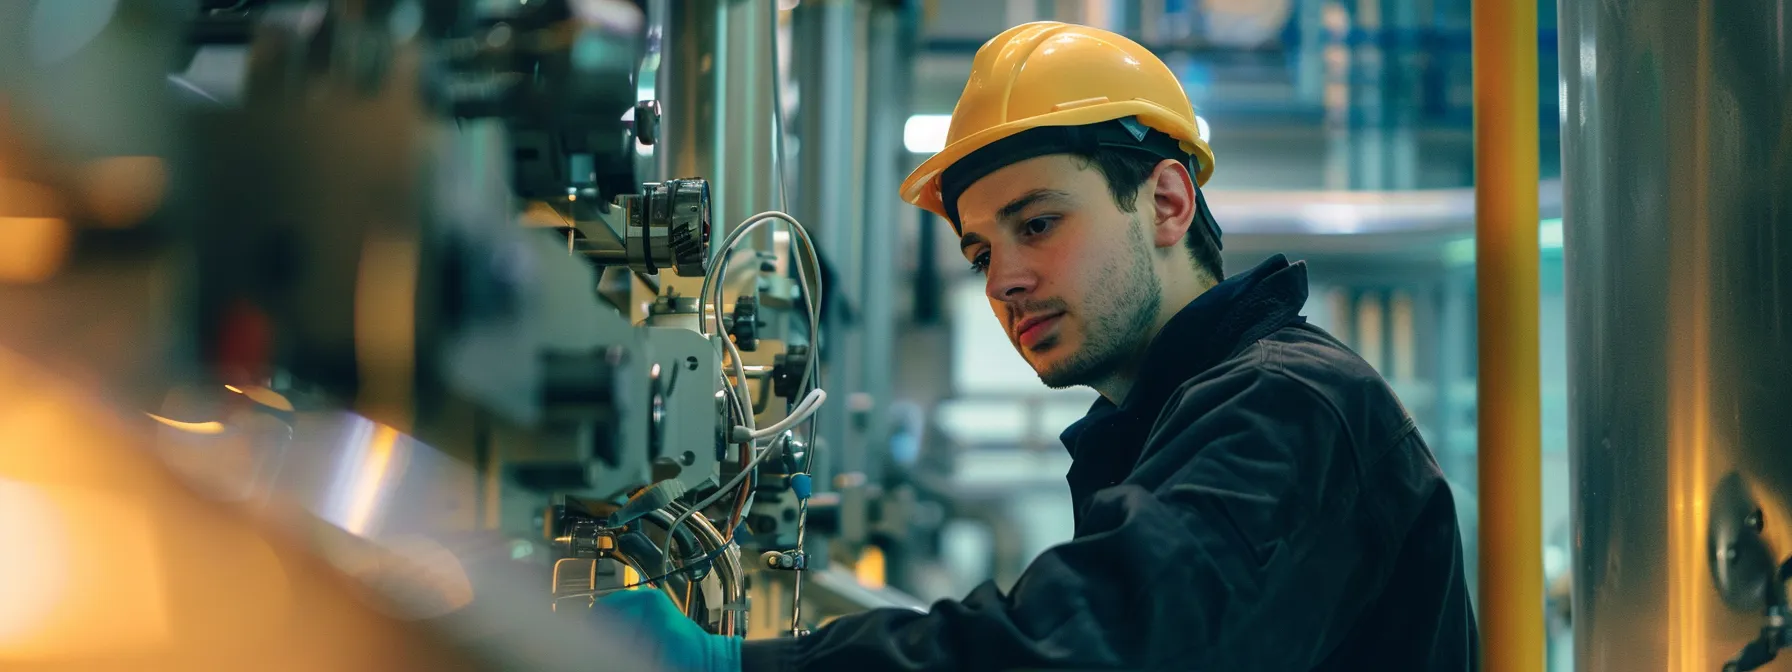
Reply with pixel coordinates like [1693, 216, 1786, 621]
[0, 346, 662, 672]
[2, 0, 916, 665]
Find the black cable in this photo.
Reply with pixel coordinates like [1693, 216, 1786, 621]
[616, 538, 734, 590]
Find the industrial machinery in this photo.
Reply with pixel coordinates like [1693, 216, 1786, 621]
[173, 0, 845, 637]
[0, 0, 917, 664]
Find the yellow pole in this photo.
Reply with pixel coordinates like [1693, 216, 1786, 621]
[1472, 0, 1542, 670]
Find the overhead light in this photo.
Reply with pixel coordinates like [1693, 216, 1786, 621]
[1196, 115, 1211, 143]
[903, 114, 952, 154]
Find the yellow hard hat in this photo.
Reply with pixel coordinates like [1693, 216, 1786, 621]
[899, 21, 1217, 224]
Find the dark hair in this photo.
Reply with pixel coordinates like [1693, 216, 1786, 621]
[1068, 148, 1224, 282]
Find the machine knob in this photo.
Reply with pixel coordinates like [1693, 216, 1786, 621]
[634, 100, 661, 146]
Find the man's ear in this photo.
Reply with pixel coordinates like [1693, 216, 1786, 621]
[1147, 159, 1196, 250]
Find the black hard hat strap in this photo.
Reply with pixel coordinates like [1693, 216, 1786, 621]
[940, 119, 1204, 229]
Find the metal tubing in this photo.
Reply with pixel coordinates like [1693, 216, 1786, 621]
[1471, 0, 1542, 669]
[793, 0, 861, 556]
[855, 1, 907, 537]
[658, 0, 782, 253]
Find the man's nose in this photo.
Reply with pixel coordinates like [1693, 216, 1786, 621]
[983, 249, 1037, 301]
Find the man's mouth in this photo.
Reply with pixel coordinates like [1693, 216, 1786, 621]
[1014, 312, 1065, 349]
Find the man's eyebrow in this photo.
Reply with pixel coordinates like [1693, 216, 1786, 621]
[959, 231, 985, 252]
[960, 189, 1072, 251]
[996, 189, 1072, 222]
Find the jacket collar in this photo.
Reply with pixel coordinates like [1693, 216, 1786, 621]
[1058, 254, 1311, 466]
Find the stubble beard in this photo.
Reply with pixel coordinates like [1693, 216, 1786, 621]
[1034, 219, 1162, 390]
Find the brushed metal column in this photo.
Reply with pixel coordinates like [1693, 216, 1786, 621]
[1562, 0, 1792, 669]
[792, 0, 862, 550]
[657, 0, 784, 244]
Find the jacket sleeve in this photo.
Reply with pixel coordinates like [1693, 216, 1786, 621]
[739, 369, 1391, 672]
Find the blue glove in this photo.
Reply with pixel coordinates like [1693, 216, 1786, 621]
[596, 588, 742, 672]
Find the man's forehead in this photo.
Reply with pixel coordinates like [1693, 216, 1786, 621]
[955, 155, 1092, 229]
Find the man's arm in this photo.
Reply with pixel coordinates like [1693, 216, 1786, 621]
[740, 369, 1391, 672]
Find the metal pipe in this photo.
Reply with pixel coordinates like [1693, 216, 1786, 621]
[1471, 0, 1542, 668]
[1563, 0, 1792, 669]
[792, 0, 861, 566]
[855, 0, 908, 541]
[657, 0, 782, 271]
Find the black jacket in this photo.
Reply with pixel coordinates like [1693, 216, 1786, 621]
[741, 255, 1479, 671]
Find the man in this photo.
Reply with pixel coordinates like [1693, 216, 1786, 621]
[599, 21, 1479, 671]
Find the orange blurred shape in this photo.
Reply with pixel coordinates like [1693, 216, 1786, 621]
[0, 349, 300, 669]
[0, 217, 70, 283]
[81, 156, 168, 228]
[853, 544, 887, 590]
[0, 480, 173, 660]
[0, 176, 71, 284]
[236, 385, 296, 412]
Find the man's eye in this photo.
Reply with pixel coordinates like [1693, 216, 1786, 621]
[1023, 216, 1056, 236]
[969, 251, 990, 275]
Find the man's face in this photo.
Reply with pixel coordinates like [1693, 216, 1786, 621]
[955, 155, 1163, 390]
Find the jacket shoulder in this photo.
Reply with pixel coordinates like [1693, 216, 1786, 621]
[1164, 322, 1419, 467]
[1259, 323, 1421, 466]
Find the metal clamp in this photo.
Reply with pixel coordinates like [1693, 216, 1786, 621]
[760, 549, 807, 571]
[624, 178, 711, 277]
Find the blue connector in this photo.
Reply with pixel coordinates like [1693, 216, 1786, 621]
[790, 472, 813, 500]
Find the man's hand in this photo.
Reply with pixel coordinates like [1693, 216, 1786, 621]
[596, 588, 742, 672]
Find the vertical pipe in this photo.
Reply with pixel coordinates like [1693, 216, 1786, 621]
[793, 0, 860, 562]
[658, 0, 782, 256]
[1563, 0, 1792, 668]
[859, 1, 907, 515]
[1472, 0, 1542, 669]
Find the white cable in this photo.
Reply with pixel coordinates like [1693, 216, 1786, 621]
[657, 211, 825, 572]
[700, 250, 759, 436]
[736, 389, 825, 441]
[656, 431, 787, 566]
[698, 211, 824, 442]
[658, 390, 826, 564]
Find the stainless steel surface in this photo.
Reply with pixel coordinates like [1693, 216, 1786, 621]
[657, 0, 783, 245]
[0, 352, 663, 672]
[1562, 0, 1792, 669]
[847, 1, 909, 550]
[793, 0, 863, 560]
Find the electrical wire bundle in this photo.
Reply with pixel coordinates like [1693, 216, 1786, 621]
[619, 209, 826, 591]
